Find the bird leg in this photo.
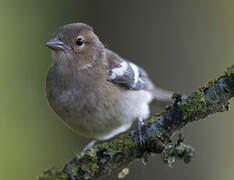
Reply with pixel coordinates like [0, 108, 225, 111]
[64, 157, 77, 180]
[81, 139, 97, 157]
[138, 117, 144, 144]
[64, 139, 96, 179]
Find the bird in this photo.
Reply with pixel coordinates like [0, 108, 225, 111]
[45, 23, 173, 155]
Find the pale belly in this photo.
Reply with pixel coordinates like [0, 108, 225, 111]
[59, 89, 153, 140]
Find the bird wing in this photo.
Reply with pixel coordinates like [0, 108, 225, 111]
[106, 49, 173, 102]
[107, 51, 154, 90]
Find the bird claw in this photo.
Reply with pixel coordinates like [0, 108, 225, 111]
[81, 139, 96, 157]
[63, 140, 96, 179]
[64, 156, 79, 179]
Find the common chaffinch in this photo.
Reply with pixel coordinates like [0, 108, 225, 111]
[45, 23, 173, 155]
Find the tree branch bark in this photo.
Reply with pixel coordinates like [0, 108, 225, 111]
[39, 65, 234, 180]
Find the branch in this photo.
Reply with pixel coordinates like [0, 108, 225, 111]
[39, 65, 234, 180]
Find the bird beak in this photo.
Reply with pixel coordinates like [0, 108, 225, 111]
[45, 38, 65, 51]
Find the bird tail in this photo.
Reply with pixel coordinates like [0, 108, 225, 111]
[151, 87, 174, 103]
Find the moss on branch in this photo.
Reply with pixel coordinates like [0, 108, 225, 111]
[39, 65, 234, 180]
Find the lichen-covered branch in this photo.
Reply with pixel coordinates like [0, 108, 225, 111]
[39, 65, 234, 180]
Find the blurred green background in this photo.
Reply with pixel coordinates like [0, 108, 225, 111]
[0, 0, 234, 179]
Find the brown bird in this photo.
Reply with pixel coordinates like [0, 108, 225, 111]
[45, 23, 173, 155]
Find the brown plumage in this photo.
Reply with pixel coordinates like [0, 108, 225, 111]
[45, 23, 173, 151]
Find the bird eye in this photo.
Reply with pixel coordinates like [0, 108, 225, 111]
[76, 37, 84, 46]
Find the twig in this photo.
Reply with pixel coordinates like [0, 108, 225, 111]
[39, 65, 234, 180]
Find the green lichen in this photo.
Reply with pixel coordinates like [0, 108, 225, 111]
[99, 134, 134, 156]
[201, 79, 215, 91]
[146, 115, 157, 124]
[199, 65, 234, 94]
[222, 65, 234, 77]
[81, 153, 99, 177]
[161, 143, 195, 167]
[178, 90, 207, 120]
[80, 162, 98, 178]
[203, 65, 234, 91]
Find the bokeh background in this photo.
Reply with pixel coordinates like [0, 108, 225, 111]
[0, 1, 234, 179]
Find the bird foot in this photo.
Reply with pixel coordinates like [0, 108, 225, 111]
[64, 156, 79, 180]
[64, 140, 96, 179]
[81, 139, 96, 157]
